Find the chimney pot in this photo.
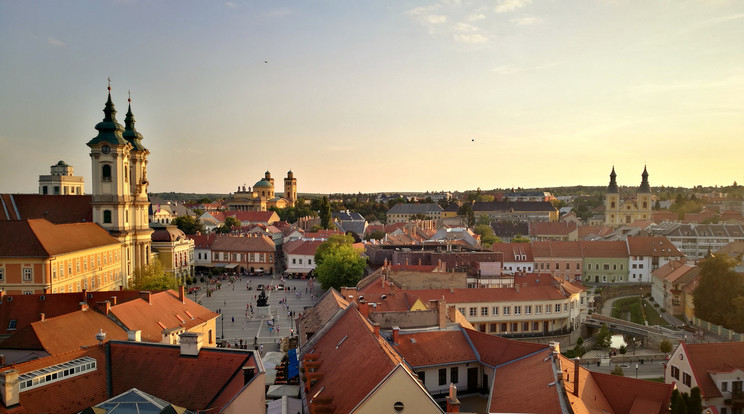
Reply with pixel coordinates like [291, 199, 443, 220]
[0, 369, 19, 407]
[179, 285, 185, 303]
[40, 313, 45, 322]
[573, 357, 581, 396]
[392, 326, 400, 344]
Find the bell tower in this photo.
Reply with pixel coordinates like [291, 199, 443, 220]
[87, 82, 152, 286]
[605, 166, 620, 226]
[284, 170, 297, 207]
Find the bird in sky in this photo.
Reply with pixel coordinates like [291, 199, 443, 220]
[471, 139, 475, 142]
[264, 60, 268, 64]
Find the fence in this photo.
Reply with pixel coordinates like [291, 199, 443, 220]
[691, 317, 744, 342]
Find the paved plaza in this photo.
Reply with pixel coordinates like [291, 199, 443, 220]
[191, 274, 322, 356]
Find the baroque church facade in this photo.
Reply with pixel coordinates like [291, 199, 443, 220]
[87, 86, 153, 282]
[604, 166, 654, 227]
[225, 170, 298, 211]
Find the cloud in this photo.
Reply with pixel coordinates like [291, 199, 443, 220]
[494, 0, 532, 13]
[511, 16, 542, 26]
[47, 37, 66, 47]
[425, 15, 448, 24]
[467, 13, 486, 21]
[454, 33, 488, 44]
[225, 2, 237, 8]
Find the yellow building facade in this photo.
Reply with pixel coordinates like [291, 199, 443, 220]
[604, 166, 654, 227]
[226, 170, 297, 211]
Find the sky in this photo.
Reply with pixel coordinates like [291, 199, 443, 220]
[1, 0, 743, 195]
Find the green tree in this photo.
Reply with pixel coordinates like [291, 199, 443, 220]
[473, 224, 501, 248]
[410, 213, 431, 221]
[512, 234, 531, 243]
[367, 230, 386, 241]
[659, 339, 673, 354]
[610, 365, 624, 376]
[314, 234, 356, 267]
[216, 216, 241, 233]
[315, 243, 366, 290]
[670, 390, 684, 414]
[476, 215, 491, 226]
[573, 336, 586, 357]
[693, 254, 744, 327]
[595, 324, 612, 349]
[171, 215, 205, 235]
[687, 387, 702, 414]
[319, 196, 332, 229]
[130, 259, 179, 291]
[457, 202, 475, 227]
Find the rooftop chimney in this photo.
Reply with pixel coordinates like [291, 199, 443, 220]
[179, 332, 203, 356]
[140, 291, 152, 304]
[243, 366, 256, 385]
[447, 305, 457, 322]
[372, 323, 380, 338]
[128, 330, 142, 342]
[430, 299, 443, 328]
[96, 301, 111, 315]
[358, 301, 369, 319]
[446, 383, 461, 413]
[392, 326, 400, 345]
[80, 303, 89, 311]
[110, 295, 117, 305]
[39, 313, 45, 322]
[0, 369, 19, 408]
[573, 357, 581, 396]
[179, 285, 185, 304]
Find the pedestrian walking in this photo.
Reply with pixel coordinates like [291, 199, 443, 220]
[231, 316, 234, 324]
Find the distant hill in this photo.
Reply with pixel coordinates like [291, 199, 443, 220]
[150, 192, 229, 202]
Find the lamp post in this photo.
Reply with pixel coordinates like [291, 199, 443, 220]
[635, 364, 639, 379]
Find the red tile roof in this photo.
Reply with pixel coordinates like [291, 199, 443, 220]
[560, 355, 674, 414]
[682, 342, 744, 398]
[627, 236, 684, 257]
[0, 347, 108, 414]
[108, 290, 218, 342]
[109, 341, 256, 411]
[577, 225, 615, 239]
[532, 241, 584, 258]
[0, 309, 128, 355]
[0, 219, 120, 257]
[0, 291, 144, 337]
[490, 348, 562, 413]
[490, 243, 533, 262]
[530, 221, 577, 236]
[225, 210, 279, 224]
[0, 194, 92, 224]
[210, 234, 275, 252]
[393, 330, 478, 367]
[578, 241, 628, 258]
[187, 233, 217, 249]
[464, 328, 548, 367]
[302, 306, 402, 414]
[302, 229, 344, 239]
[283, 239, 324, 256]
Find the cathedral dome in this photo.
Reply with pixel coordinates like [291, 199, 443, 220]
[254, 179, 272, 188]
[151, 226, 186, 242]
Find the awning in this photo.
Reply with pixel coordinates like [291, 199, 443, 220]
[284, 267, 312, 274]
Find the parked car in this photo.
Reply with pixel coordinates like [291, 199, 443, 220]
[257, 284, 265, 291]
[277, 284, 285, 290]
[188, 287, 201, 294]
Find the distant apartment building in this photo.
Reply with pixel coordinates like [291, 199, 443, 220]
[652, 222, 744, 259]
[386, 203, 443, 224]
[472, 201, 558, 222]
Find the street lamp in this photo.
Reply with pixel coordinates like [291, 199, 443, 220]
[635, 364, 639, 379]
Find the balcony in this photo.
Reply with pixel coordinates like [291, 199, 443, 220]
[725, 389, 744, 407]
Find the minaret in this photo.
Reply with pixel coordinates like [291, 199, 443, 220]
[284, 170, 297, 207]
[265, 170, 274, 186]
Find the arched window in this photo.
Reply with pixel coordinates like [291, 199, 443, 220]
[102, 165, 112, 181]
[103, 210, 112, 223]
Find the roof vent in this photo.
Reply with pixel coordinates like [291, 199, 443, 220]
[87, 293, 93, 298]
[7, 297, 12, 302]
[381, 295, 387, 300]
[39, 295, 45, 301]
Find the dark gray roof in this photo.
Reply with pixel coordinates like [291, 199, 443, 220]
[473, 201, 556, 212]
[332, 211, 365, 221]
[490, 221, 529, 237]
[387, 203, 443, 214]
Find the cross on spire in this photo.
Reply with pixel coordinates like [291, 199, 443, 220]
[107, 77, 111, 91]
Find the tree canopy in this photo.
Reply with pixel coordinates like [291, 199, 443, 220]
[319, 196, 332, 229]
[693, 254, 744, 331]
[130, 259, 180, 291]
[473, 224, 501, 248]
[215, 216, 241, 234]
[314, 235, 366, 290]
[171, 215, 204, 235]
[595, 324, 612, 349]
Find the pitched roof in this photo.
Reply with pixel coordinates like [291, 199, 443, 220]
[0, 219, 120, 258]
[489, 348, 562, 413]
[490, 243, 533, 261]
[301, 306, 403, 414]
[187, 233, 217, 249]
[210, 234, 275, 252]
[0, 194, 92, 224]
[530, 221, 577, 236]
[532, 241, 585, 258]
[473, 201, 557, 213]
[0, 309, 129, 355]
[387, 203, 443, 215]
[109, 341, 257, 411]
[464, 328, 548, 367]
[682, 342, 744, 398]
[226, 210, 279, 224]
[579, 241, 629, 258]
[578, 225, 614, 239]
[559, 355, 674, 414]
[490, 221, 530, 237]
[283, 239, 324, 256]
[108, 290, 218, 342]
[297, 289, 349, 347]
[393, 330, 478, 367]
[626, 236, 684, 257]
[0, 291, 144, 337]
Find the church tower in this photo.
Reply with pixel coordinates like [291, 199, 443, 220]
[637, 165, 652, 212]
[87, 84, 152, 286]
[604, 166, 653, 227]
[605, 166, 620, 226]
[284, 170, 297, 207]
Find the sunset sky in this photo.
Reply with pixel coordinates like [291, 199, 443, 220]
[1, 0, 742, 195]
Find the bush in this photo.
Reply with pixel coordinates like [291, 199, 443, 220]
[654, 303, 660, 308]
[611, 366, 624, 376]
[648, 297, 655, 302]
[619, 345, 627, 354]
[660, 308, 666, 313]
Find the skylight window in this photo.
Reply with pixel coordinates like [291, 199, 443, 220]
[19, 356, 97, 392]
